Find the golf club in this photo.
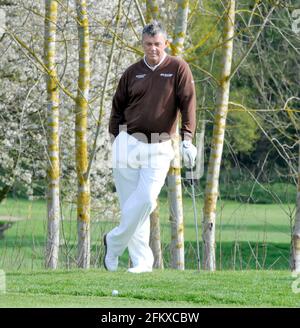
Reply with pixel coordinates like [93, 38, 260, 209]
[189, 158, 201, 272]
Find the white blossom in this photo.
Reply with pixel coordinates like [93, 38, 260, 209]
[0, 0, 139, 220]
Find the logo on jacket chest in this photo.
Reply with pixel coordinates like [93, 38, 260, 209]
[135, 74, 146, 79]
[160, 73, 173, 78]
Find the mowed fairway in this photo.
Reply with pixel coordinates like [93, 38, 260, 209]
[1, 269, 299, 307]
[0, 196, 297, 307]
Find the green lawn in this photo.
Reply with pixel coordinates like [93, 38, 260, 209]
[1, 269, 299, 307]
[0, 196, 297, 307]
[0, 195, 293, 271]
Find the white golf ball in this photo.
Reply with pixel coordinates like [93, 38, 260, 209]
[112, 289, 119, 296]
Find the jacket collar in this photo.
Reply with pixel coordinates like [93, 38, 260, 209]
[143, 53, 167, 71]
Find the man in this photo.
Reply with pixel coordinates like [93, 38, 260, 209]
[104, 21, 197, 273]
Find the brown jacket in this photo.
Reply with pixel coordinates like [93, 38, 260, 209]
[109, 55, 196, 143]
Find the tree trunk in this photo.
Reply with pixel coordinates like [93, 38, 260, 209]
[291, 142, 300, 272]
[150, 202, 164, 269]
[167, 0, 189, 270]
[171, 0, 189, 56]
[44, 0, 60, 269]
[76, 0, 91, 269]
[202, 0, 235, 271]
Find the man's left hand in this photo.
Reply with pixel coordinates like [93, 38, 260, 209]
[181, 140, 197, 168]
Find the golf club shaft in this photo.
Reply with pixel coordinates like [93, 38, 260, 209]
[190, 168, 201, 271]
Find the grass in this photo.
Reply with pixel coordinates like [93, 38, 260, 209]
[0, 193, 297, 307]
[219, 181, 297, 204]
[1, 269, 299, 307]
[0, 193, 293, 271]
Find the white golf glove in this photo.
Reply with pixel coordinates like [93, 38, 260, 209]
[181, 140, 197, 168]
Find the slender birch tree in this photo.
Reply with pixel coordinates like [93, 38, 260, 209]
[202, 0, 236, 271]
[167, 0, 189, 270]
[149, 204, 164, 268]
[44, 0, 60, 269]
[292, 142, 300, 272]
[76, 0, 91, 268]
[149, 202, 164, 267]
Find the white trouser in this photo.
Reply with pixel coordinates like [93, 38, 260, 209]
[107, 131, 174, 268]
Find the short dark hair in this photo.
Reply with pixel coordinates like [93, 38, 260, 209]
[142, 21, 167, 39]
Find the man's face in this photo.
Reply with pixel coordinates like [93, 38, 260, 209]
[142, 33, 168, 66]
